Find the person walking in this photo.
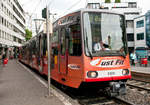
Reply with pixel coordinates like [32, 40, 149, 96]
[2, 53, 7, 67]
[0, 53, 3, 70]
[130, 51, 137, 66]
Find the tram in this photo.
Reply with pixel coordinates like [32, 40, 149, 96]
[19, 9, 131, 96]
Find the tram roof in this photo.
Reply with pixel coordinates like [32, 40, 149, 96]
[53, 8, 124, 26]
[74, 8, 124, 15]
[58, 8, 124, 20]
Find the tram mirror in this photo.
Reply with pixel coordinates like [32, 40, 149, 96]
[76, 16, 80, 23]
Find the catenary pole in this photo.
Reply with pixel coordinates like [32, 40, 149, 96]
[46, 6, 51, 96]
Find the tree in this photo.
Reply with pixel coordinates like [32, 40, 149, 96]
[115, 0, 121, 3]
[105, 0, 111, 3]
[25, 29, 32, 41]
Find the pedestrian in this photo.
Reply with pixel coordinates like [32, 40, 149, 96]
[2, 53, 7, 67]
[130, 51, 137, 66]
[0, 53, 3, 70]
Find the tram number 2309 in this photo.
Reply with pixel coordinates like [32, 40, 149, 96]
[108, 71, 115, 76]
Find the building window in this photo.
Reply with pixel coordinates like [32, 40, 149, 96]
[128, 2, 137, 8]
[137, 33, 144, 40]
[136, 20, 144, 28]
[13, 36, 16, 42]
[87, 3, 100, 9]
[127, 33, 134, 41]
[126, 20, 133, 28]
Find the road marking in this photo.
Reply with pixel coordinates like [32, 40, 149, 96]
[18, 62, 72, 105]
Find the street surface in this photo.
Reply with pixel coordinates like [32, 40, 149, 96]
[0, 60, 63, 105]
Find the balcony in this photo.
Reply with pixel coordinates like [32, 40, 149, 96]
[125, 14, 139, 20]
[112, 8, 141, 14]
[126, 27, 134, 33]
[102, 2, 128, 8]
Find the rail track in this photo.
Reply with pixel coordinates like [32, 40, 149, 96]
[131, 71, 150, 83]
[127, 79, 150, 94]
[127, 71, 150, 93]
[77, 96, 136, 105]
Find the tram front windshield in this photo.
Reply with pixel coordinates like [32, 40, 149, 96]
[83, 12, 127, 57]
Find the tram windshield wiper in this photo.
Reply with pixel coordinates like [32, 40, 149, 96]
[85, 30, 93, 60]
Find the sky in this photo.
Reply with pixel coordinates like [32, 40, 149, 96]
[18, 0, 150, 36]
[18, 0, 87, 18]
[18, 0, 150, 17]
[137, 0, 150, 14]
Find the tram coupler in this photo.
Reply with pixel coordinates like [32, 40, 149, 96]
[106, 81, 126, 97]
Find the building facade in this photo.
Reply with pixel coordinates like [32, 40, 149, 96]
[86, 0, 141, 53]
[0, 0, 25, 58]
[134, 11, 150, 59]
[145, 11, 150, 48]
[134, 15, 146, 48]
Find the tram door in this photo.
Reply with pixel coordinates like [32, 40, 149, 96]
[59, 28, 68, 75]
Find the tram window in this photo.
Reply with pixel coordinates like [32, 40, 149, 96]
[60, 28, 66, 56]
[43, 35, 47, 56]
[29, 43, 32, 60]
[36, 37, 40, 56]
[32, 40, 36, 55]
[53, 30, 59, 43]
[69, 24, 82, 56]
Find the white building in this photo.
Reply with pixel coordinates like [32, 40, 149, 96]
[0, 0, 25, 48]
[86, 0, 141, 53]
[134, 15, 146, 49]
[134, 11, 150, 59]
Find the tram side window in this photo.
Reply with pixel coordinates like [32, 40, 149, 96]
[40, 36, 43, 57]
[43, 35, 47, 56]
[36, 37, 40, 56]
[29, 43, 32, 60]
[52, 30, 58, 55]
[60, 28, 66, 56]
[69, 24, 82, 56]
[32, 39, 36, 55]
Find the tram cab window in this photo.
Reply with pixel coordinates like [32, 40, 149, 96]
[69, 24, 82, 56]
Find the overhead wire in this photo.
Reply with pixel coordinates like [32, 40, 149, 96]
[31, 0, 42, 15]
[21, 0, 35, 7]
[47, 0, 53, 7]
[58, 0, 82, 18]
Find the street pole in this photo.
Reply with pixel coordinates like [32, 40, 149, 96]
[46, 6, 51, 96]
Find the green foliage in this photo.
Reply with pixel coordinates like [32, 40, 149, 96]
[25, 29, 32, 41]
[115, 0, 121, 3]
[105, 0, 111, 3]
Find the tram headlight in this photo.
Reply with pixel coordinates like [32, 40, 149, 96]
[122, 69, 129, 75]
[87, 71, 98, 78]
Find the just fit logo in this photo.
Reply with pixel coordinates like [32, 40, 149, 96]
[90, 59, 125, 68]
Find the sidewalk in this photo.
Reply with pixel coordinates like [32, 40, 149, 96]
[130, 60, 150, 73]
[0, 60, 63, 105]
